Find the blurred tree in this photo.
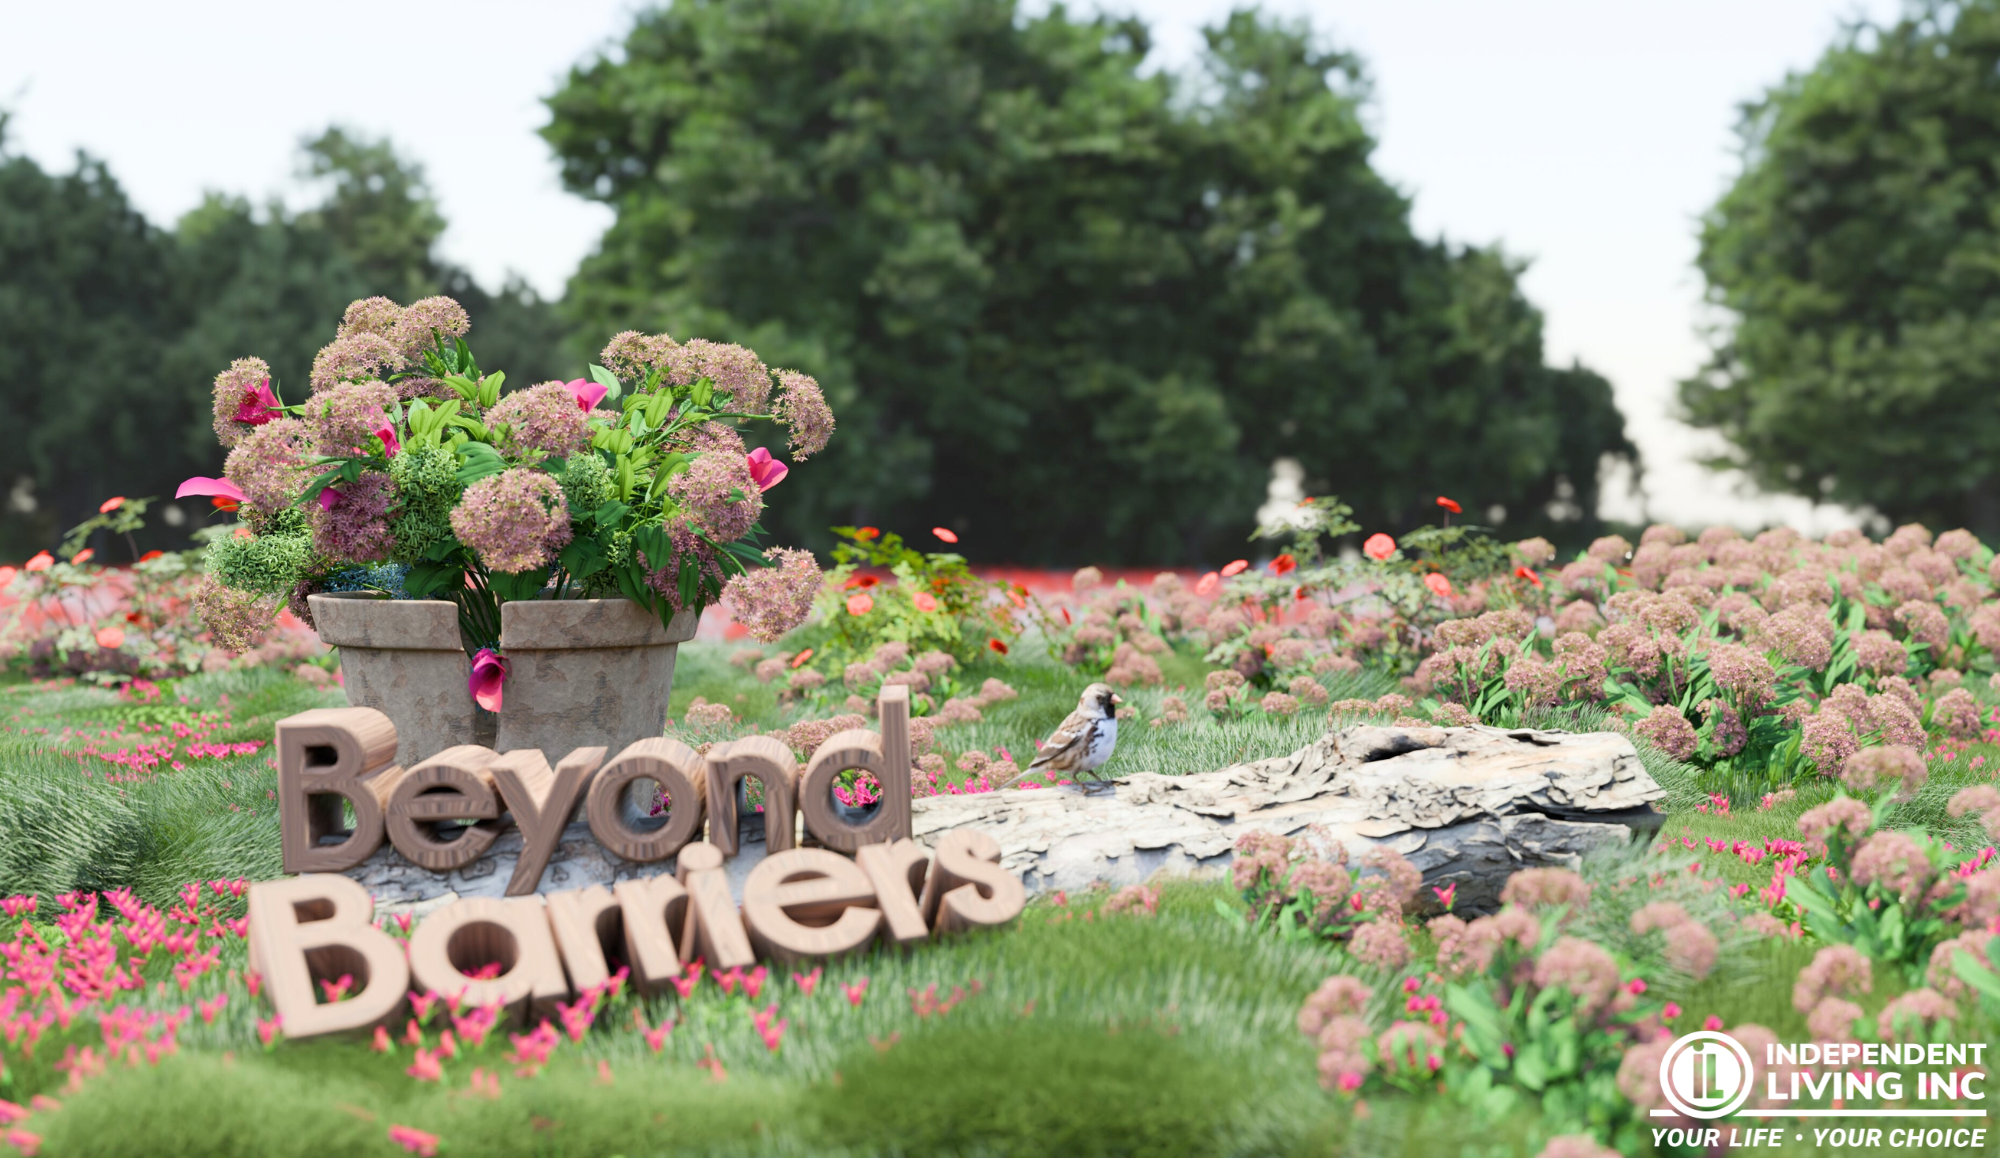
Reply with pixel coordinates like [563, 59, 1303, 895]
[0, 122, 571, 556]
[0, 114, 179, 559]
[1685, 2, 2000, 535]
[544, 0, 1633, 563]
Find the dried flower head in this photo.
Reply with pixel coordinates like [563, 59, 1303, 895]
[210, 356, 277, 448]
[772, 370, 834, 459]
[488, 381, 594, 460]
[450, 468, 573, 573]
[390, 296, 470, 360]
[667, 339, 771, 412]
[1633, 703, 1698, 761]
[1839, 745, 1926, 799]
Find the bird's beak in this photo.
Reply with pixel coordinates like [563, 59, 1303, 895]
[1111, 694, 1123, 704]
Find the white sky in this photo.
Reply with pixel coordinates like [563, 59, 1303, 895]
[1, 0, 1905, 532]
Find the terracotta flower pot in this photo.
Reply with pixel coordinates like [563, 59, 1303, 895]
[309, 593, 699, 767]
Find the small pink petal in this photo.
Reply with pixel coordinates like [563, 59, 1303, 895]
[565, 378, 608, 412]
[318, 488, 343, 512]
[176, 476, 246, 502]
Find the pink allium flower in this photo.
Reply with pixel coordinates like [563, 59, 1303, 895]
[772, 369, 834, 459]
[1894, 600, 1949, 648]
[311, 471, 396, 562]
[1806, 996, 1864, 1042]
[1797, 797, 1874, 847]
[1663, 920, 1720, 980]
[667, 338, 771, 411]
[390, 296, 470, 360]
[1928, 932, 1994, 999]
[1706, 643, 1776, 708]
[1704, 699, 1747, 757]
[310, 331, 404, 394]
[1934, 688, 1985, 741]
[1840, 745, 1926, 799]
[450, 469, 572, 573]
[1849, 830, 1932, 904]
[1348, 919, 1411, 970]
[745, 447, 788, 491]
[1852, 629, 1907, 677]
[192, 576, 276, 655]
[1299, 976, 1372, 1038]
[223, 417, 313, 515]
[488, 382, 593, 460]
[211, 357, 277, 447]
[722, 548, 822, 642]
[1792, 945, 1872, 1013]
[306, 379, 396, 457]
[1501, 868, 1591, 913]
[1766, 604, 1834, 669]
[1260, 691, 1301, 716]
[600, 330, 678, 382]
[1799, 707, 1862, 773]
[668, 449, 763, 541]
[1532, 936, 1622, 1015]
[1877, 988, 1958, 1042]
[1633, 703, 1698, 761]
[337, 296, 401, 338]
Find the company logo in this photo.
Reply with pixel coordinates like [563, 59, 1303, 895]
[1660, 1030, 1755, 1120]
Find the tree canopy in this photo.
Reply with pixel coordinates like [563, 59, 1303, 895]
[1684, 1, 2000, 535]
[0, 124, 567, 558]
[544, 0, 1633, 563]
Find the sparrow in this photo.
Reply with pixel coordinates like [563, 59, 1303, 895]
[1002, 682, 1122, 792]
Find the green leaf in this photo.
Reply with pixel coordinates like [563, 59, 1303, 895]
[588, 363, 624, 402]
[455, 442, 507, 486]
[559, 537, 607, 580]
[488, 567, 550, 602]
[405, 562, 458, 599]
[594, 499, 630, 527]
[634, 525, 674, 570]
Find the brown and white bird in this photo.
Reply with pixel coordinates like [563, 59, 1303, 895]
[1003, 682, 1122, 792]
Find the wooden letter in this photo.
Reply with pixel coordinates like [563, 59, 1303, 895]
[612, 873, 691, 994]
[545, 884, 622, 994]
[674, 842, 754, 970]
[586, 738, 707, 862]
[797, 684, 912, 853]
[856, 839, 932, 946]
[741, 848, 882, 962]
[386, 745, 504, 872]
[406, 896, 569, 1022]
[246, 874, 409, 1038]
[276, 708, 402, 873]
[919, 829, 1026, 934]
[492, 746, 606, 894]
[704, 735, 798, 857]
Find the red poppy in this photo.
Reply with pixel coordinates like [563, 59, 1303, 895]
[846, 592, 875, 616]
[1424, 573, 1454, 598]
[988, 638, 1009, 655]
[1007, 588, 1027, 610]
[844, 574, 881, 589]
[1362, 533, 1395, 561]
[855, 527, 880, 540]
[138, 550, 164, 562]
[1220, 559, 1249, 577]
[932, 527, 959, 544]
[99, 496, 125, 514]
[211, 496, 240, 512]
[1270, 554, 1296, 576]
[790, 649, 814, 669]
[1295, 586, 1308, 601]
[1436, 496, 1461, 514]
[1514, 566, 1543, 589]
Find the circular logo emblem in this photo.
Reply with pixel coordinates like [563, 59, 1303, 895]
[1659, 1030, 1754, 1120]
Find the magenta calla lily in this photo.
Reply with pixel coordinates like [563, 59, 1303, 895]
[746, 447, 788, 492]
[318, 487, 344, 512]
[175, 476, 246, 503]
[372, 423, 401, 457]
[234, 379, 280, 426]
[469, 648, 509, 712]
[564, 378, 608, 412]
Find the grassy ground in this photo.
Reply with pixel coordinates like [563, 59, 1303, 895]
[3, 647, 1999, 1155]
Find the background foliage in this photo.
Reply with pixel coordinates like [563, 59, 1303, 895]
[1685, 0, 2000, 536]
[541, 0, 1634, 563]
[0, 121, 568, 560]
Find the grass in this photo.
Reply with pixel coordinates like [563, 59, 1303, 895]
[5, 647, 2000, 1155]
